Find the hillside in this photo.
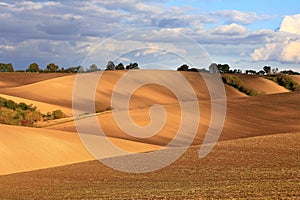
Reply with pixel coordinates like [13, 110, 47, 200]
[47, 91, 300, 146]
[0, 72, 71, 89]
[0, 123, 164, 175]
[291, 75, 300, 84]
[0, 71, 246, 116]
[0, 132, 298, 199]
[232, 74, 289, 94]
[0, 70, 299, 198]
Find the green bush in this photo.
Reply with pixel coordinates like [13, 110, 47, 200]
[222, 75, 259, 96]
[4, 100, 18, 110]
[266, 74, 300, 91]
[0, 108, 20, 126]
[52, 110, 65, 119]
[0, 97, 67, 127]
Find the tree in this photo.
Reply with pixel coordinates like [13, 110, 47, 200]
[272, 67, 279, 74]
[209, 63, 218, 73]
[217, 64, 230, 73]
[258, 70, 265, 75]
[177, 64, 189, 71]
[246, 70, 257, 75]
[115, 63, 125, 70]
[188, 68, 199, 72]
[5, 100, 18, 110]
[52, 110, 65, 119]
[280, 70, 300, 75]
[89, 64, 99, 72]
[46, 63, 59, 72]
[263, 66, 271, 74]
[27, 63, 39, 72]
[62, 66, 83, 73]
[6, 63, 14, 72]
[0, 63, 14, 72]
[126, 62, 139, 70]
[230, 69, 242, 74]
[105, 61, 115, 70]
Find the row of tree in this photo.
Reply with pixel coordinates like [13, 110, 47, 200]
[105, 61, 139, 70]
[177, 63, 300, 75]
[0, 61, 140, 73]
[1, 61, 299, 75]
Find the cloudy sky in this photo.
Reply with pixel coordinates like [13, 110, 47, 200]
[0, 0, 300, 71]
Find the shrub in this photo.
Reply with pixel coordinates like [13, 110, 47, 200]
[18, 102, 29, 110]
[0, 97, 67, 127]
[5, 100, 18, 110]
[266, 74, 300, 91]
[0, 107, 21, 126]
[0, 97, 43, 126]
[96, 106, 112, 113]
[52, 110, 65, 119]
[222, 75, 259, 96]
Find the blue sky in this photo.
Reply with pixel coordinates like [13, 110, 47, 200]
[167, 0, 298, 29]
[0, 0, 299, 71]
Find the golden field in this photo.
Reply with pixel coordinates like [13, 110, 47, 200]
[0, 71, 299, 199]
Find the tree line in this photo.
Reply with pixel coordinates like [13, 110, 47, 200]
[177, 63, 300, 75]
[0, 61, 140, 73]
[1, 61, 299, 75]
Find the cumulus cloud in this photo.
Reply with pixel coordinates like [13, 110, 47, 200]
[0, 1, 298, 70]
[210, 23, 248, 36]
[279, 14, 300, 35]
[280, 40, 300, 63]
[251, 14, 300, 64]
[210, 10, 271, 25]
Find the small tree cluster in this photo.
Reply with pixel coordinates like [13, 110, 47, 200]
[0, 97, 41, 126]
[177, 64, 209, 72]
[44, 110, 65, 120]
[209, 63, 242, 74]
[105, 61, 139, 70]
[279, 70, 300, 75]
[0, 97, 67, 126]
[26, 63, 39, 72]
[0, 97, 37, 112]
[0, 63, 14, 72]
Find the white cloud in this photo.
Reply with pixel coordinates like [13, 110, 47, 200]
[251, 14, 300, 64]
[9, 1, 60, 11]
[279, 14, 300, 35]
[210, 10, 271, 25]
[0, 1, 298, 70]
[210, 23, 248, 36]
[251, 43, 277, 61]
[280, 40, 300, 63]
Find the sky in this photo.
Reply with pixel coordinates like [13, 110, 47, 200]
[0, 0, 300, 71]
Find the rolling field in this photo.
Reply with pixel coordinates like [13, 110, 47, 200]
[0, 132, 299, 199]
[0, 71, 299, 199]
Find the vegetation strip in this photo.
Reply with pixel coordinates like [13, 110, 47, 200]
[264, 74, 300, 91]
[222, 75, 259, 96]
[0, 97, 66, 127]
